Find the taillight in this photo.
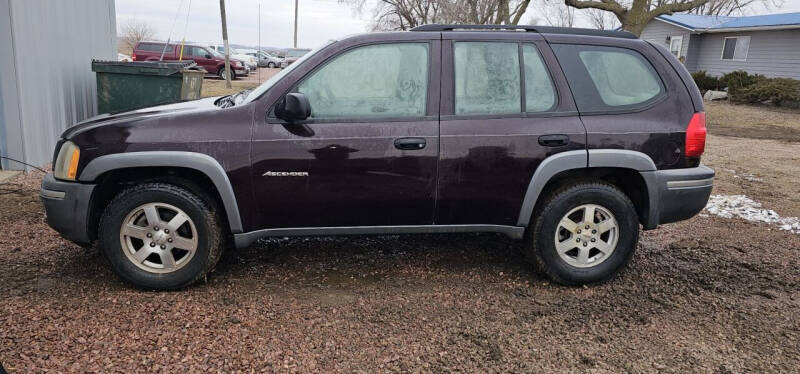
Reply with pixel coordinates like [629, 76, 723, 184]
[685, 112, 707, 157]
[131, 53, 137, 61]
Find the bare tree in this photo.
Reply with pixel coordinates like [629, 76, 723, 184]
[688, 0, 784, 16]
[584, 8, 620, 29]
[119, 19, 156, 51]
[563, 0, 715, 36]
[538, 0, 576, 26]
[342, 0, 534, 31]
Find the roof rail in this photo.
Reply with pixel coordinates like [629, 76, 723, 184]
[409, 24, 637, 39]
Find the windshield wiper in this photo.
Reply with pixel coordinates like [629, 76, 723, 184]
[216, 89, 252, 108]
[234, 89, 252, 102]
[217, 95, 236, 108]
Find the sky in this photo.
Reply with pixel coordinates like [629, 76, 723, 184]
[115, 0, 372, 50]
[115, 0, 800, 50]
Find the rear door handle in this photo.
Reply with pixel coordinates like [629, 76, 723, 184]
[394, 137, 426, 150]
[538, 134, 570, 147]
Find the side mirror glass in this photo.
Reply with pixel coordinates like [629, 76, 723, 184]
[205, 54, 212, 59]
[275, 92, 311, 122]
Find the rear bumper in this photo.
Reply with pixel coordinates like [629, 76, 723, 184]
[642, 165, 715, 229]
[40, 173, 96, 245]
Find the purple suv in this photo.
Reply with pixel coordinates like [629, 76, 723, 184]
[41, 25, 713, 290]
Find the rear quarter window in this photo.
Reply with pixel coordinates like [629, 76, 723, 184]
[552, 44, 664, 113]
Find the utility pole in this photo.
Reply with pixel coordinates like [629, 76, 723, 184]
[219, 0, 232, 88]
[293, 0, 298, 48]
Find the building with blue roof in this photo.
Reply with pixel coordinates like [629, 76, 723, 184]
[639, 12, 800, 80]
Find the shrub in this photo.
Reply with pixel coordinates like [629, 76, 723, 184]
[722, 70, 766, 97]
[692, 71, 725, 92]
[732, 78, 800, 106]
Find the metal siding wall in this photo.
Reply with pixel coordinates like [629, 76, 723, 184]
[639, 20, 692, 60]
[0, 0, 23, 170]
[685, 34, 702, 72]
[0, 0, 115, 170]
[693, 29, 800, 80]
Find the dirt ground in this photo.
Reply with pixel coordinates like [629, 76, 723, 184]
[201, 68, 275, 98]
[1, 103, 799, 372]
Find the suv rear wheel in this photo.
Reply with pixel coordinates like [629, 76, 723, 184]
[528, 182, 639, 285]
[98, 183, 224, 290]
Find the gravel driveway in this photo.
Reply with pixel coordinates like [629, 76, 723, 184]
[1, 113, 799, 371]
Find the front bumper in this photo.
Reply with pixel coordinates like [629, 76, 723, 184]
[235, 67, 248, 75]
[40, 173, 96, 245]
[642, 165, 715, 229]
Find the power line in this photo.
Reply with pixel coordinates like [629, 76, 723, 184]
[160, 0, 186, 61]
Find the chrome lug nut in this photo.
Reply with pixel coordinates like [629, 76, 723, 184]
[149, 242, 156, 247]
[592, 230, 597, 234]
[164, 229, 169, 234]
[154, 227, 159, 231]
[160, 244, 166, 249]
[591, 238, 596, 242]
[167, 238, 173, 243]
[577, 229, 581, 234]
[585, 225, 590, 229]
[583, 242, 588, 247]
[146, 233, 152, 238]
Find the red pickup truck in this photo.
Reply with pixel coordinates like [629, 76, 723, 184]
[132, 41, 248, 79]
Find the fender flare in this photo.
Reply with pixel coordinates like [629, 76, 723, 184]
[79, 151, 244, 233]
[516, 149, 658, 227]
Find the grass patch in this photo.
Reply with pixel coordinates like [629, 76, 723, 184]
[201, 79, 261, 98]
[705, 101, 800, 142]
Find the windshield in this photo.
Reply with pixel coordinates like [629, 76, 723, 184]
[241, 40, 335, 104]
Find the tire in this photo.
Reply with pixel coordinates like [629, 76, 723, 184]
[267, 62, 275, 68]
[218, 67, 234, 80]
[98, 183, 224, 290]
[527, 181, 639, 286]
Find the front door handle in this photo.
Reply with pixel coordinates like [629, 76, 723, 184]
[538, 134, 570, 147]
[394, 137, 426, 150]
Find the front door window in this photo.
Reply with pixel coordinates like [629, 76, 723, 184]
[297, 43, 429, 119]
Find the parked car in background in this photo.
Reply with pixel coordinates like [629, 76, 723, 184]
[280, 48, 311, 68]
[44, 25, 712, 290]
[132, 41, 247, 79]
[245, 50, 283, 68]
[208, 45, 258, 72]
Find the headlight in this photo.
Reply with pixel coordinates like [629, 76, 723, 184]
[54, 141, 80, 180]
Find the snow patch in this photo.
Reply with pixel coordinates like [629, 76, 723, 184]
[724, 168, 763, 182]
[704, 194, 800, 234]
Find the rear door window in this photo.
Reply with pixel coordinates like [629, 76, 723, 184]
[522, 44, 556, 112]
[453, 42, 557, 115]
[454, 42, 520, 115]
[552, 44, 664, 112]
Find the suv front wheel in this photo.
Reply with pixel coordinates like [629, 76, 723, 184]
[528, 182, 639, 285]
[98, 183, 224, 290]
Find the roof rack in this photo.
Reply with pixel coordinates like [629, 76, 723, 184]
[409, 24, 637, 39]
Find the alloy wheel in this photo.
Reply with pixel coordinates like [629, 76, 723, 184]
[119, 202, 198, 274]
[554, 204, 619, 268]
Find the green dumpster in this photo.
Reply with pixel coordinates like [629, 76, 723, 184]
[91, 60, 205, 114]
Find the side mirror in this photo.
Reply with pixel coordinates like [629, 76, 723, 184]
[275, 92, 311, 122]
[205, 54, 212, 59]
